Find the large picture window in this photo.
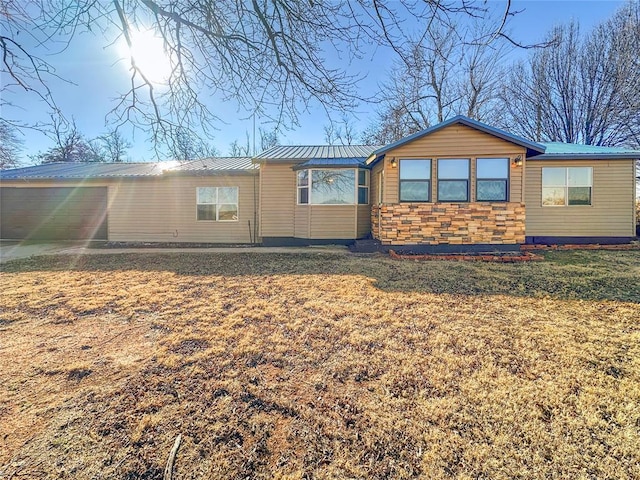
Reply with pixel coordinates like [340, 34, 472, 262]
[311, 169, 355, 204]
[438, 159, 470, 202]
[399, 159, 431, 202]
[476, 158, 509, 201]
[297, 168, 367, 205]
[542, 167, 592, 206]
[196, 186, 239, 221]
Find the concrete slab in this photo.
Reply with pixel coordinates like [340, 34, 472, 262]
[0, 242, 349, 264]
[0, 242, 81, 264]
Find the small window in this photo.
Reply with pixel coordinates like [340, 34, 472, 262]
[399, 159, 431, 202]
[197, 186, 238, 221]
[542, 167, 592, 206]
[438, 159, 470, 202]
[358, 170, 369, 204]
[297, 170, 309, 204]
[476, 158, 509, 202]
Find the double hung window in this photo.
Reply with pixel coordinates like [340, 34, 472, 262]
[437, 159, 470, 202]
[476, 158, 509, 202]
[399, 159, 431, 202]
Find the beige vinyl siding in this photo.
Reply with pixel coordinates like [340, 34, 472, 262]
[294, 205, 310, 238]
[259, 162, 296, 237]
[294, 205, 362, 239]
[371, 162, 383, 203]
[382, 124, 526, 203]
[3, 175, 260, 243]
[262, 163, 368, 240]
[309, 205, 356, 238]
[357, 205, 371, 238]
[510, 158, 524, 203]
[525, 159, 635, 237]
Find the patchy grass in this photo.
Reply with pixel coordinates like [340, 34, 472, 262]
[0, 251, 639, 479]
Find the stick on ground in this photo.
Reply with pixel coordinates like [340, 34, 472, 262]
[163, 434, 182, 480]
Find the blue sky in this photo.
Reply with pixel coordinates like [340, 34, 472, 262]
[3, 1, 625, 163]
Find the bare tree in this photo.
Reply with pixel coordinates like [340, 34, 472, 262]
[1, 1, 522, 153]
[500, 1, 640, 147]
[31, 117, 105, 163]
[324, 115, 358, 145]
[167, 126, 219, 162]
[362, 21, 509, 144]
[228, 133, 251, 157]
[0, 122, 23, 169]
[98, 129, 132, 162]
[259, 128, 279, 152]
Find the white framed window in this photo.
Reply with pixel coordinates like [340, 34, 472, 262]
[542, 167, 592, 206]
[297, 170, 309, 204]
[476, 158, 509, 202]
[196, 187, 239, 221]
[438, 158, 470, 202]
[358, 170, 369, 204]
[297, 168, 367, 205]
[399, 159, 431, 202]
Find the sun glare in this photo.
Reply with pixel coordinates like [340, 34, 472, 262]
[118, 28, 173, 85]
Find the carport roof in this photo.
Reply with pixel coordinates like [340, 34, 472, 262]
[0, 158, 256, 180]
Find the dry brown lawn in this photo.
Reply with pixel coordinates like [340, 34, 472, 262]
[1, 250, 639, 479]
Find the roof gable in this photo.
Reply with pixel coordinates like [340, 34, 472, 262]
[369, 116, 546, 161]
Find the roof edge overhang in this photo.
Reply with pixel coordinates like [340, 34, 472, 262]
[291, 157, 369, 170]
[527, 154, 640, 161]
[252, 158, 305, 164]
[164, 169, 259, 176]
[0, 169, 260, 181]
[371, 115, 546, 159]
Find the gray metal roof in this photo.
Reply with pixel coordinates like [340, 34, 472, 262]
[255, 145, 379, 160]
[292, 157, 369, 170]
[170, 157, 257, 173]
[0, 158, 257, 180]
[0, 162, 167, 180]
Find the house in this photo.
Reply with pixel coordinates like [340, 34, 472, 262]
[1, 116, 638, 248]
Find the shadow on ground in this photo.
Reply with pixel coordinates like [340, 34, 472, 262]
[2, 250, 639, 303]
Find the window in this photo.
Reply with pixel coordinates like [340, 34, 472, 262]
[358, 170, 369, 204]
[298, 169, 364, 205]
[196, 187, 239, 221]
[542, 167, 592, 206]
[297, 170, 309, 204]
[311, 169, 356, 204]
[400, 159, 431, 202]
[438, 159, 470, 202]
[476, 158, 509, 202]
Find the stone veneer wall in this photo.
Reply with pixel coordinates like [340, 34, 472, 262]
[371, 203, 526, 245]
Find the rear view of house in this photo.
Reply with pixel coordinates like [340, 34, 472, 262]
[1, 116, 637, 247]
